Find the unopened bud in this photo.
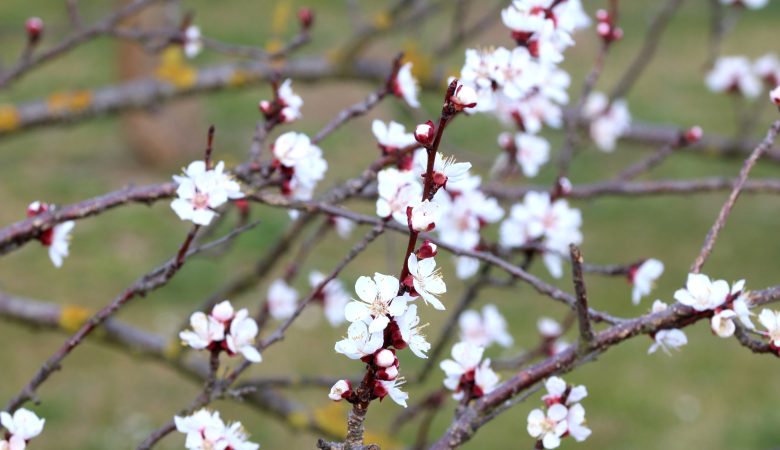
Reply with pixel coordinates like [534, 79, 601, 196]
[25, 17, 43, 44]
[298, 7, 314, 30]
[259, 100, 273, 117]
[374, 349, 395, 368]
[26, 200, 47, 217]
[497, 131, 513, 150]
[415, 121, 435, 146]
[417, 240, 438, 259]
[328, 379, 351, 401]
[377, 365, 399, 381]
[684, 126, 703, 144]
[450, 84, 478, 111]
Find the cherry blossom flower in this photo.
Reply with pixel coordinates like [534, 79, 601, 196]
[652, 299, 668, 313]
[413, 151, 473, 188]
[458, 304, 514, 348]
[332, 217, 354, 239]
[566, 403, 592, 442]
[473, 359, 500, 397]
[513, 132, 550, 177]
[329, 379, 352, 401]
[527, 403, 569, 449]
[395, 304, 431, 358]
[171, 161, 244, 226]
[719, 0, 768, 9]
[0, 408, 45, 450]
[377, 379, 409, 408]
[277, 79, 303, 123]
[183, 25, 202, 58]
[706, 56, 761, 98]
[27, 203, 76, 268]
[226, 309, 262, 362]
[406, 254, 446, 310]
[583, 91, 631, 152]
[335, 319, 384, 359]
[174, 409, 225, 450]
[732, 296, 755, 330]
[267, 279, 298, 321]
[501, 0, 552, 41]
[538, 317, 562, 338]
[673, 273, 730, 311]
[375, 168, 422, 224]
[754, 53, 780, 85]
[179, 311, 225, 350]
[455, 256, 480, 280]
[630, 259, 664, 305]
[542, 376, 588, 405]
[711, 309, 737, 338]
[408, 200, 442, 232]
[309, 271, 350, 327]
[345, 273, 404, 333]
[758, 309, 780, 347]
[648, 329, 688, 355]
[372, 120, 416, 152]
[222, 421, 260, 450]
[441, 341, 483, 379]
[273, 131, 316, 167]
[394, 62, 420, 108]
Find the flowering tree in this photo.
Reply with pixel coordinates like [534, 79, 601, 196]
[1, 0, 780, 449]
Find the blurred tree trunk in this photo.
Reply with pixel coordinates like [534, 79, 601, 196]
[117, 0, 203, 168]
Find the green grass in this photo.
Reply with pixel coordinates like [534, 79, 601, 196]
[1, 1, 780, 449]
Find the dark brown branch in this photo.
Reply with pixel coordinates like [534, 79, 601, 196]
[569, 245, 594, 352]
[690, 119, 780, 273]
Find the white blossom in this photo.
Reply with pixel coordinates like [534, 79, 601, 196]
[538, 317, 562, 338]
[451, 83, 479, 110]
[567, 403, 592, 442]
[394, 62, 420, 108]
[758, 309, 780, 347]
[278, 79, 303, 122]
[372, 120, 416, 151]
[754, 53, 780, 84]
[406, 254, 446, 310]
[379, 379, 409, 408]
[396, 303, 431, 358]
[309, 271, 350, 327]
[706, 56, 761, 98]
[183, 25, 202, 58]
[179, 311, 225, 350]
[648, 329, 688, 355]
[375, 168, 422, 224]
[527, 403, 569, 449]
[267, 279, 298, 321]
[458, 304, 513, 348]
[409, 200, 442, 232]
[474, 359, 500, 397]
[583, 92, 631, 152]
[226, 309, 262, 362]
[673, 273, 730, 311]
[345, 273, 405, 333]
[719, 0, 768, 9]
[335, 320, 384, 359]
[440, 341, 483, 384]
[222, 422, 260, 450]
[174, 409, 225, 450]
[171, 161, 243, 226]
[513, 133, 550, 177]
[732, 296, 755, 330]
[0, 409, 45, 444]
[48, 221, 74, 268]
[711, 309, 737, 338]
[332, 217, 354, 239]
[631, 259, 664, 305]
[329, 380, 351, 401]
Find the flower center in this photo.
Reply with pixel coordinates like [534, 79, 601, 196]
[193, 191, 210, 210]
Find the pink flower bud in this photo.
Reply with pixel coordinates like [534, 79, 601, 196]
[377, 365, 399, 381]
[417, 240, 438, 259]
[497, 132, 513, 150]
[450, 84, 478, 110]
[771, 86, 780, 106]
[374, 349, 395, 368]
[684, 126, 703, 144]
[27, 200, 48, 217]
[414, 121, 435, 146]
[596, 22, 611, 38]
[211, 300, 235, 322]
[298, 7, 314, 30]
[595, 9, 609, 21]
[26, 17, 43, 44]
[259, 100, 273, 117]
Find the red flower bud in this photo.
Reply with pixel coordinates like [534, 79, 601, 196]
[298, 7, 314, 30]
[414, 121, 435, 146]
[26, 17, 43, 44]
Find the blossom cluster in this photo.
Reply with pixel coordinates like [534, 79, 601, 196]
[171, 161, 244, 226]
[180, 300, 262, 363]
[706, 53, 780, 99]
[26, 201, 75, 268]
[0, 408, 45, 450]
[440, 342, 500, 401]
[527, 376, 591, 449]
[499, 191, 582, 278]
[175, 408, 259, 450]
[272, 131, 328, 203]
[259, 79, 304, 124]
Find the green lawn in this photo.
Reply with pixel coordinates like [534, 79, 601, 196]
[1, 1, 780, 449]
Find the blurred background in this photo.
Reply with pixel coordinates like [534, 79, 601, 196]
[1, 1, 780, 449]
